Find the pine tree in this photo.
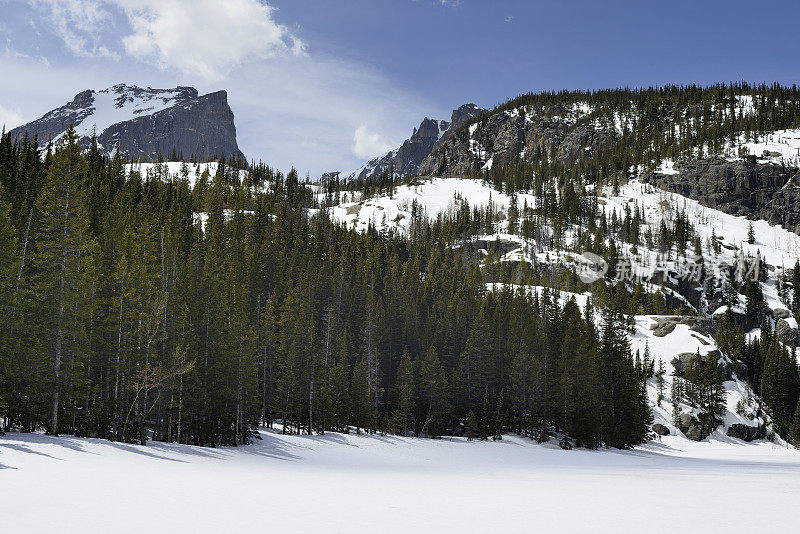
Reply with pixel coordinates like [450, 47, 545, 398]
[419, 346, 449, 437]
[395, 350, 415, 435]
[656, 360, 665, 407]
[0, 197, 17, 417]
[26, 126, 97, 435]
[792, 260, 800, 316]
[671, 376, 683, 426]
[465, 410, 477, 441]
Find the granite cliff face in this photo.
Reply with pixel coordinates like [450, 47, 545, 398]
[418, 102, 618, 177]
[344, 103, 486, 182]
[643, 159, 800, 233]
[9, 84, 244, 161]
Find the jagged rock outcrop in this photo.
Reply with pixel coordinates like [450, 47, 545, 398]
[9, 83, 244, 161]
[345, 103, 486, 182]
[643, 159, 800, 232]
[418, 102, 618, 177]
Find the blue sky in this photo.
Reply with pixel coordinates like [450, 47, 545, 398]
[1, 0, 799, 176]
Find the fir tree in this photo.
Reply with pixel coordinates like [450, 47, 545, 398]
[26, 126, 97, 435]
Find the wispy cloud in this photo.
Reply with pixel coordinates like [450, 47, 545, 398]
[0, 103, 25, 129]
[505, 15, 513, 23]
[29, 0, 120, 59]
[351, 124, 395, 159]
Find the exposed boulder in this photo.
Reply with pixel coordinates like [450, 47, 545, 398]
[772, 308, 791, 319]
[775, 319, 799, 345]
[650, 316, 715, 338]
[651, 320, 677, 337]
[652, 423, 671, 436]
[672, 349, 720, 373]
[726, 423, 765, 442]
[677, 412, 720, 441]
[672, 349, 735, 381]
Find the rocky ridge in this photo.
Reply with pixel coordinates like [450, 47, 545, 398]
[343, 103, 486, 182]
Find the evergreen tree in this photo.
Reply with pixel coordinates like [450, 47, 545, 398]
[25, 127, 97, 435]
[419, 346, 449, 437]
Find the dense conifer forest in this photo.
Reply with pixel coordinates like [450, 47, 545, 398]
[3, 83, 800, 449]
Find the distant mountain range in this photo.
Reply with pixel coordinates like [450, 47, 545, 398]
[8, 83, 244, 161]
[329, 103, 486, 182]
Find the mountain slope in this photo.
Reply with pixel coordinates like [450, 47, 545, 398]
[318, 170, 800, 442]
[8, 83, 244, 161]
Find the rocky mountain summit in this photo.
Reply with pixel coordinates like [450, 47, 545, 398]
[9, 83, 244, 161]
[342, 103, 485, 182]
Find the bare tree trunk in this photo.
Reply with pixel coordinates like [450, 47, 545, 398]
[236, 335, 243, 443]
[365, 290, 379, 434]
[114, 271, 125, 440]
[13, 206, 33, 293]
[176, 375, 183, 443]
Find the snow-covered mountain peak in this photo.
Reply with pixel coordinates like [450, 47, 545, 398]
[60, 84, 199, 140]
[9, 83, 243, 161]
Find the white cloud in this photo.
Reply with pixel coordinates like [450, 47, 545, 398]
[351, 125, 395, 160]
[29, 0, 120, 59]
[26, 0, 304, 81]
[0, 103, 25, 129]
[118, 0, 305, 81]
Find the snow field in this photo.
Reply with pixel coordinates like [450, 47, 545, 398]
[1, 428, 799, 533]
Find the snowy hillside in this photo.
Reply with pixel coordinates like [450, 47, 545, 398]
[325, 177, 531, 233]
[323, 173, 800, 444]
[2, 427, 799, 533]
[124, 161, 250, 189]
[484, 283, 778, 443]
[325, 175, 800, 308]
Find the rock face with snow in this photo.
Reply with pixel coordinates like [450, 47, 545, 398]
[418, 102, 618, 176]
[644, 159, 800, 232]
[775, 318, 799, 345]
[9, 84, 244, 161]
[344, 103, 486, 182]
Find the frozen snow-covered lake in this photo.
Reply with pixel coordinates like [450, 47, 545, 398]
[1, 429, 798, 533]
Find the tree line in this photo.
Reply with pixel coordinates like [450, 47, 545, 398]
[0, 126, 651, 448]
